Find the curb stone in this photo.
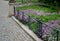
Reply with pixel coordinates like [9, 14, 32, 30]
[11, 16, 43, 41]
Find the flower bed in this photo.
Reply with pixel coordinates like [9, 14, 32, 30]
[14, 5, 60, 41]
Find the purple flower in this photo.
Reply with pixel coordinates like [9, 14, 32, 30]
[24, 16, 29, 22]
[36, 11, 44, 15]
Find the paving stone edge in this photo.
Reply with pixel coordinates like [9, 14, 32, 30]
[11, 16, 43, 41]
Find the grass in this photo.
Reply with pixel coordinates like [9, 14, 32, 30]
[16, 5, 57, 12]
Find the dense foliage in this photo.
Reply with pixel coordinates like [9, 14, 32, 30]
[15, 0, 60, 11]
[38, 0, 60, 10]
[38, 0, 60, 6]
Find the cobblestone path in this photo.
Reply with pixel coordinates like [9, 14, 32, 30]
[0, 0, 34, 41]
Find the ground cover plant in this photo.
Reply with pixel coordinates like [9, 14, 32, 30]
[15, 10, 60, 40]
[16, 5, 57, 12]
[15, 9, 60, 32]
[15, 3, 60, 41]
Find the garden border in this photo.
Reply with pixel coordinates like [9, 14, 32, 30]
[11, 16, 43, 41]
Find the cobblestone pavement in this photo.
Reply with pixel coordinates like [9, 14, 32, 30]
[0, 0, 34, 41]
